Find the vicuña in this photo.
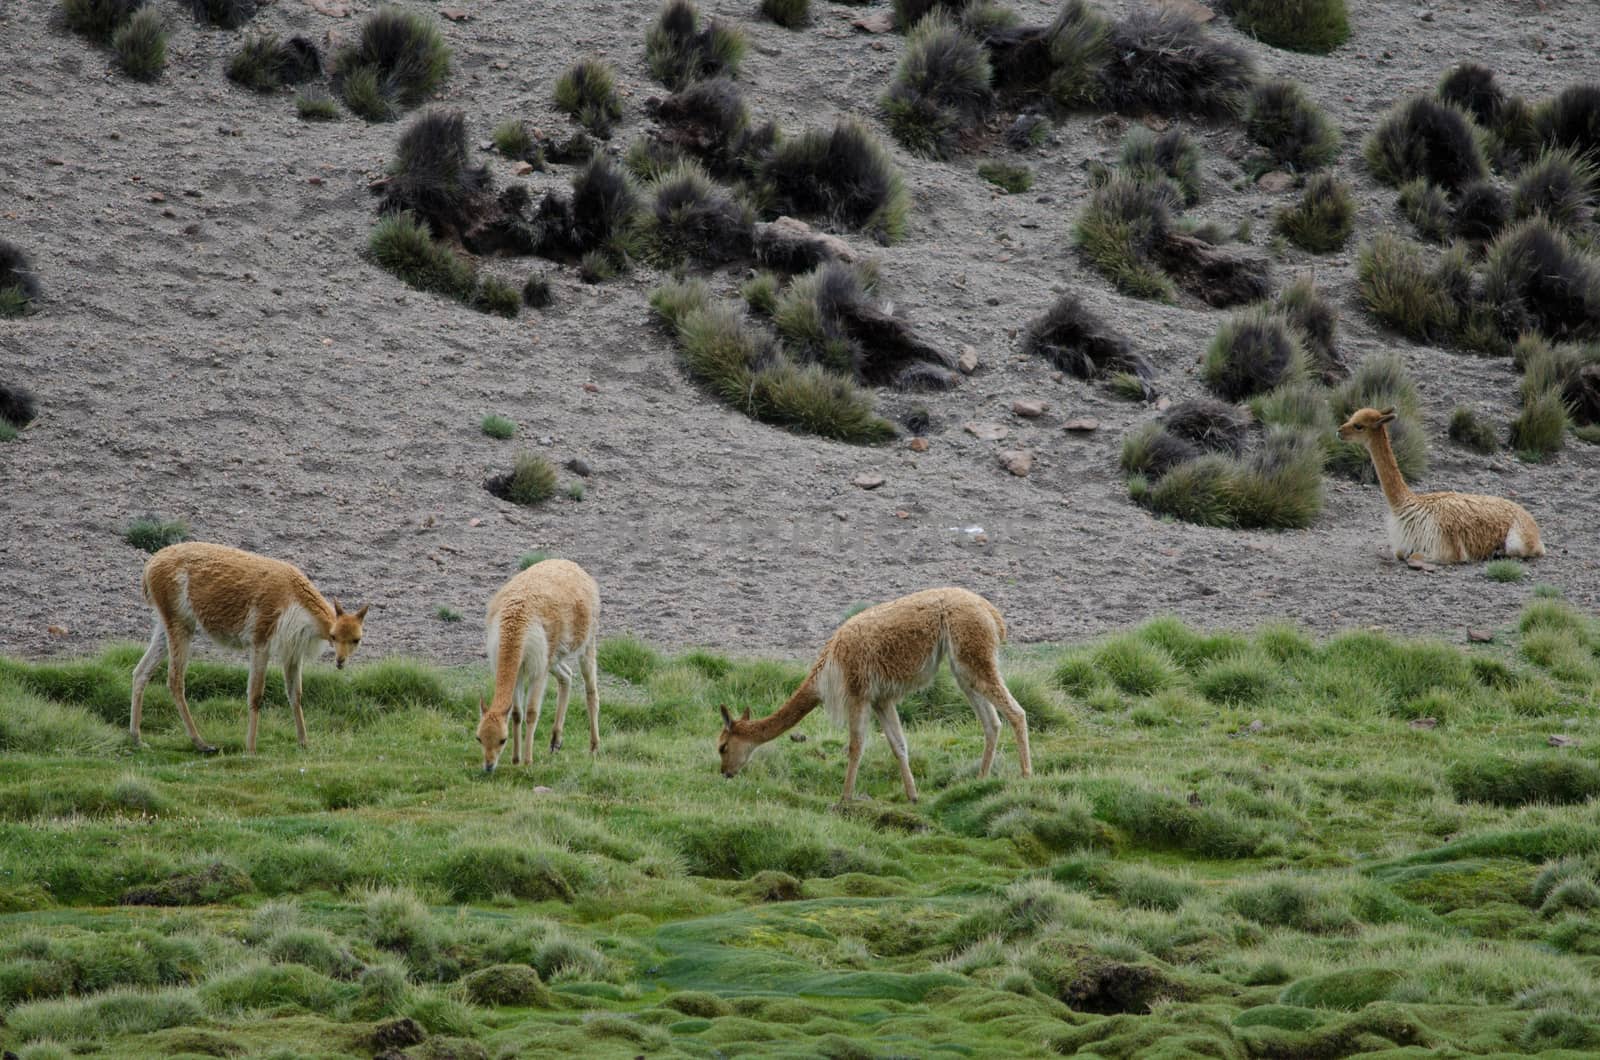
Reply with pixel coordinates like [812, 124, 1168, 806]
[131, 542, 368, 754]
[476, 558, 601, 773]
[717, 587, 1032, 803]
[1339, 406, 1546, 563]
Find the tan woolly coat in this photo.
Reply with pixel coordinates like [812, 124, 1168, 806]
[484, 559, 600, 717]
[143, 542, 346, 657]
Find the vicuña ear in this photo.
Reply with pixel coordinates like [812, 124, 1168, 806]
[355, 604, 370, 620]
[1377, 410, 1397, 425]
[478, 696, 487, 720]
[719, 704, 734, 729]
[1378, 406, 1396, 417]
[740, 707, 751, 722]
[332, 598, 344, 616]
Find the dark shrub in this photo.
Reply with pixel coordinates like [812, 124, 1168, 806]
[773, 264, 958, 389]
[894, 0, 974, 27]
[1366, 97, 1488, 191]
[1276, 275, 1342, 379]
[61, 0, 148, 43]
[1274, 173, 1355, 252]
[554, 57, 624, 138]
[760, 121, 908, 242]
[646, 162, 754, 263]
[1479, 218, 1600, 346]
[1512, 148, 1597, 230]
[1074, 176, 1180, 300]
[761, 0, 810, 29]
[1220, 0, 1349, 55]
[882, 12, 993, 159]
[1453, 180, 1511, 242]
[1122, 422, 1201, 479]
[0, 240, 41, 318]
[1021, 292, 1150, 385]
[1399, 179, 1451, 242]
[1203, 308, 1307, 401]
[333, 6, 451, 119]
[1244, 80, 1340, 171]
[523, 274, 553, 308]
[1163, 399, 1249, 457]
[379, 109, 491, 239]
[227, 34, 322, 92]
[1448, 406, 1499, 454]
[1536, 83, 1600, 160]
[1045, 0, 1111, 110]
[113, 6, 166, 81]
[186, 0, 254, 28]
[570, 156, 641, 255]
[645, 0, 745, 90]
[1098, 5, 1255, 117]
[1120, 128, 1202, 204]
[1437, 63, 1504, 128]
[0, 384, 38, 430]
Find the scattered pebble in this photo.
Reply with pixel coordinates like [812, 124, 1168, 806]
[1467, 629, 1494, 643]
[908, 437, 929, 452]
[998, 449, 1033, 477]
[965, 421, 1008, 441]
[1011, 399, 1047, 418]
[852, 473, 885, 490]
[1062, 418, 1100, 433]
[958, 346, 979, 374]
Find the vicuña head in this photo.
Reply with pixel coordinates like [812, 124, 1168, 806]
[711, 588, 1032, 804]
[717, 704, 758, 778]
[328, 599, 368, 670]
[1336, 405, 1396, 442]
[476, 696, 510, 773]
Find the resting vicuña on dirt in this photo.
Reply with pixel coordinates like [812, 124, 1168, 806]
[717, 587, 1032, 803]
[131, 542, 368, 754]
[1339, 406, 1546, 564]
[476, 559, 601, 773]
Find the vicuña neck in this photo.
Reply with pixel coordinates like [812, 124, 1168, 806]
[745, 678, 822, 744]
[1367, 426, 1415, 510]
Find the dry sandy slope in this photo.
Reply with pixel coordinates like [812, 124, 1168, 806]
[1, 0, 1597, 665]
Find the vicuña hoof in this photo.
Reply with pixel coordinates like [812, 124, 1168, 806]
[195, 743, 219, 756]
[549, 739, 563, 754]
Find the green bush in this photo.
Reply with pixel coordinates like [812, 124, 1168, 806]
[481, 414, 515, 440]
[1274, 174, 1354, 253]
[1245, 80, 1341, 171]
[61, 0, 147, 44]
[112, 7, 166, 82]
[881, 13, 993, 159]
[1448, 406, 1498, 454]
[1074, 176, 1180, 301]
[554, 57, 624, 138]
[490, 454, 558, 507]
[295, 90, 339, 121]
[645, 0, 745, 90]
[1448, 756, 1600, 807]
[1223, 0, 1349, 55]
[124, 516, 189, 553]
[1120, 128, 1202, 203]
[977, 161, 1032, 193]
[368, 213, 476, 301]
[334, 6, 450, 120]
[1356, 234, 1457, 342]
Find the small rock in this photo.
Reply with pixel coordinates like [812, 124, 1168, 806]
[581, 382, 600, 393]
[1159, 0, 1215, 22]
[1248, 719, 1264, 733]
[148, 192, 165, 203]
[1409, 717, 1439, 730]
[958, 345, 979, 374]
[47, 625, 69, 637]
[894, 510, 910, 519]
[965, 421, 1008, 441]
[1062, 418, 1101, 432]
[45, 157, 65, 166]
[1256, 171, 1295, 193]
[161, 208, 177, 219]
[1155, 396, 1172, 411]
[1467, 629, 1494, 643]
[513, 161, 534, 176]
[908, 437, 929, 452]
[999, 449, 1034, 477]
[852, 11, 895, 33]
[307, 176, 323, 186]
[533, 785, 554, 793]
[468, 518, 482, 527]
[1012, 399, 1047, 418]
[440, 7, 470, 21]
[789, 733, 808, 743]
[1405, 557, 1438, 573]
[852, 473, 885, 490]
[566, 458, 592, 477]
[1549, 734, 1580, 748]
[491, 60, 509, 70]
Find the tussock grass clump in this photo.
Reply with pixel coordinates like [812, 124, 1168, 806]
[882, 13, 993, 160]
[554, 58, 624, 139]
[1098, 6, 1256, 117]
[367, 213, 474, 301]
[1356, 233, 1458, 342]
[1120, 128, 1201, 204]
[0, 240, 42, 319]
[1510, 382, 1570, 461]
[1126, 423, 1325, 530]
[1327, 355, 1428, 481]
[1043, 0, 1112, 110]
[1275, 173, 1355, 253]
[187, 0, 255, 28]
[1536, 84, 1600, 161]
[977, 161, 1032, 193]
[1074, 176, 1179, 300]
[1437, 63, 1505, 129]
[381, 110, 490, 239]
[1244, 80, 1340, 172]
[124, 517, 190, 553]
[760, 121, 908, 243]
[227, 34, 322, 93]
[1203, 308, 1307, 402]
[1366, 97, 1487, 191]
[1452, 180, 1511, 243]
[1448, 756, 1600, 808]
[1220, 0, 1349, 55]
[1021, 292, 1151, 392]
[1479, 218, 1600, 348]
[1449, 406, 1498, 454]
[1484, 559, 1524, 583]
[645, 0, 744, 91]
[644, 161, 754, 264]
[1399, 179, 1451, 243]
[491, 120, 536, 162]
[1163, 399, 1249, 457]
[523, 273, 552, 308]
[650, 281, 894, 443]
[1276, 275, 1342, 379]
[647, 79, 772, 180]
[333, 6, 451, 121]
[0, 383, 37, 442]
[295, 89, 339, 121]
[61, 0, 147, 44]
[112, 7, 166, 82]
[480, 415, 514, 441]
[462, 964, 552, 1008]
[542, 156, 642, 269]
[761, 0, 810, 29]
[894, 0, 975, 27]
[1512, 148, 1597, 231]
[486, 453, 559, 507]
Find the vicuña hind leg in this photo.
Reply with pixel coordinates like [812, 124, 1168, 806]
[839, 700, 873, 804]
[953, 671, 1002, 777]
[549, 663, 572, 754]
[130, 620, 166, 746]
[959, 660, 1032, 778]
[582, 641, 600, 754]
[874, 700, 919, 803]
[245, 644, 269, 755]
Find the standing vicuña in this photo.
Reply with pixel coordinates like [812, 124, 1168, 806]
[476, 559, 601, 773]
[1339, 406, 1546, 563]
[717, 588, 1032, 803]
[131, 542, 368, 754]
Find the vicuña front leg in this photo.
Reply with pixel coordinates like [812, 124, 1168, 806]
[167, 632, 217, 754]
[876, 701, 919, 804]
[549, 664, 572, 754]
[284, 655, 308, 750]
[245, 645, 269, 755]
[130, 621, 166, 747]
[582, 642, 600, 754]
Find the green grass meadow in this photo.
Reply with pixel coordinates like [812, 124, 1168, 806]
[3, 597, 1600, 1057]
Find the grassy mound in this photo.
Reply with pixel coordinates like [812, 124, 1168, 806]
[1275, 173, 1355, 253]
[760, 121, 909, 243]
[1365, 97, 1488, 191]
[1244, 80, 1341, 172]
[554, 57, 624, 139]
[332, 6, 450, 121]
[1220, 0, 1349, 55]
[882, 13, 993, 159]
[645, 0, 744, 90]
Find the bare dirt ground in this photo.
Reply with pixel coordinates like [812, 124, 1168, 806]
[2, 0, 1598, 665]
